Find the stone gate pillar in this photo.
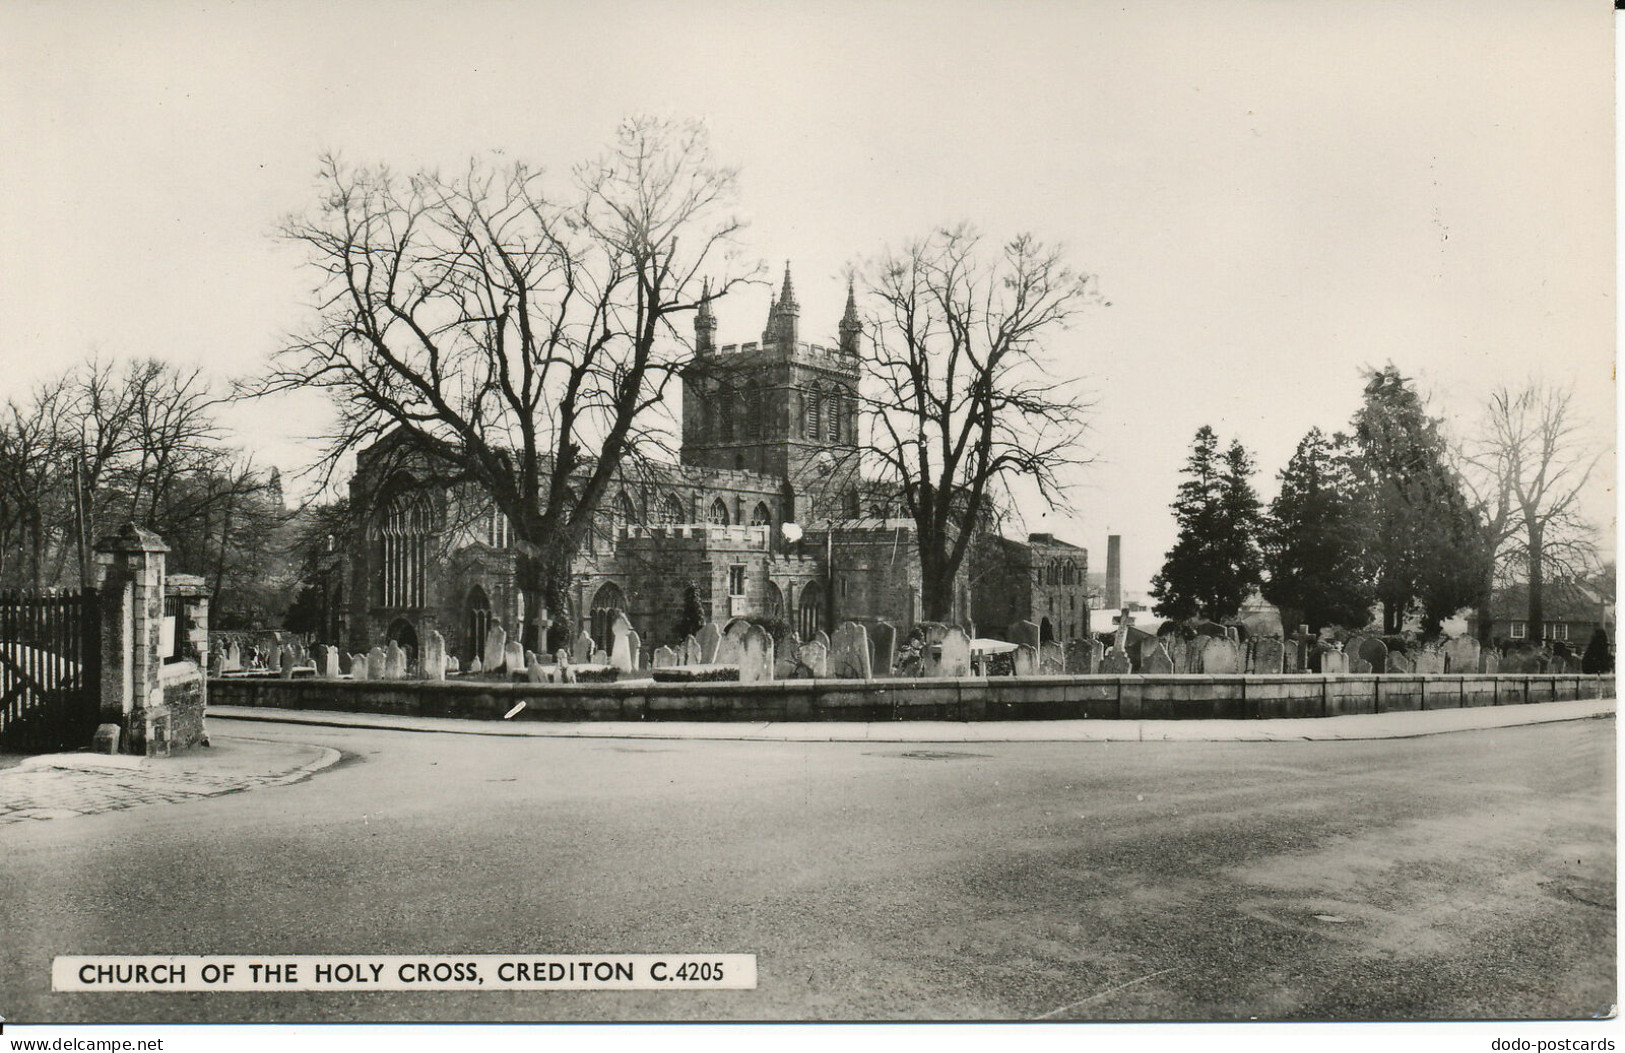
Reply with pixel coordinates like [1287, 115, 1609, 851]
[93, 523, 170, 755]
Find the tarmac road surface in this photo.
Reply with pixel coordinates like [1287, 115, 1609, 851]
[0, 713, 1613, 1023]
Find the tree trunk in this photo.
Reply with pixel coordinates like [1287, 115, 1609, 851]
[516, 544, 574, 654]
[1526, 520, 1545, 644]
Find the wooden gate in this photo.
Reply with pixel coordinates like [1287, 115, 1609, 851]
[0, 589, 102, 752]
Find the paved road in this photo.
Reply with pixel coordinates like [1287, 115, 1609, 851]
[1, 714, 1613, 1023]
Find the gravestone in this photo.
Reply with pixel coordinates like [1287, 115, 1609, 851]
[717, 620, 751, 666]
[608, 614, 635, 671]
[1199, 637, 1241, 674]
[1010, 620, 1041, 653]
[775, 630, 800, 664]
[1319, 649, 1348, 674]
[653, 645, 678, 669]
[937, 626, 972, 678]
[870, 621, 897, 677]
[1441, 636, 1480, 674]
[225, 641, 242, 671]
[694, 622, 722, 663]
[1479, 651, 1500, 674]
[1385, 650, 1414, 674]
[591, 649, 609, 665]
[445, 655, 460, 674]
[799, 639, 829, 677]
[1170, 635, 1199, 674]
[468, 656, 483, 674]
[1064, 639, 1099, 674]
[266, 642, 282, 672]
[348, 653, 366, 678]
[384, 641, 407, 679]
[1350, 636, 1388, 674]
[814, 630, 831, 653]
[423, 630, 446, 680]
[504, 640, 525, 678]
[554, 649, 571, 672]
[280, 647, 297, 679]
[1413, 649, 1445, 675]
[1141, 642, 1174, 675]
[1100, 650, 1132, 675]
[739, 624, 775, 682]
[482, 624, 508, 673]
[1250, 637, 1284, 674]
[572, 631, 595, 665]
[625, 631, 642, 672]
[1012, 643, 1039, 677]
[1039, 640, 1066, 674]
[322, 646, 341, 679]
[365, 646, 387, 679]
[1348, 657, 1372, 674]
[830, 622, 872, 679]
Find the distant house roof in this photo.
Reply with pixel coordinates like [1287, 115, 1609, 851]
[1484, 580, 1610, 623]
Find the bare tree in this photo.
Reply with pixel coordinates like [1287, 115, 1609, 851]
[1460, 381, 1600, 643]
[859, 226, 1097, 623]
[255, 119, 753, 646]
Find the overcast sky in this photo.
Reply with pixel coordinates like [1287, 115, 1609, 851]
[0, 0, 1613, 597]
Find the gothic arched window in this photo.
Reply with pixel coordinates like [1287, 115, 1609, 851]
[750, 501, 772, 528]
[708, 499, 730, 526]
[658, 493, 683, 525]
[718, 387, 736, 442]
[806, 383, 822, 439]
[744, 383, 762, 440]
[377, 488, 431, 609]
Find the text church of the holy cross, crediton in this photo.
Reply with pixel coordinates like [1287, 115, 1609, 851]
[340, 267, 1094, 664]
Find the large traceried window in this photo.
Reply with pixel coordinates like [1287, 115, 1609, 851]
[708, 499, 731, 526]
[378, 490, 431, 609]
[658, 493, 684, 525]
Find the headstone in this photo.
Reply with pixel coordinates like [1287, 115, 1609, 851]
[814, 630, 831, 653]
[1100, 650, 1132, 675]
[608, 613, 635, 671]
[1350, 635, 1388, 674]
[1348, 657, 1372, 674]
[682, 634, 701, 665]
[1479, 651, 1500, 674]
[469, 656, 483, 674]
[1064, 639, 1098, 674]
[799, 640, 829, 677]
[1319, 649, 1348, 674]
[937, 627, 972, 678]
[526, 657, 549, 683]
[739, 624, 775, 682]
[625, 631, 642, 672]
[653, 645, 678, 668]
[1141, 642, 1174, 675]
[592, 648, 609, 665]
[775, 630, 800, 663]
[385, 641, 407, 679]
[1250, 637, 1284, 674]
[717, 619, 751, 666]
[322, 646, 341, 679]
[573, 631, 595, 665]
[1039, 640, 1066, 674]
[225, 641, 241, 671]
[365, 646, 387, 679]
[1199, 637, 1240, 674]
[280, 647, 296, 679]
[1413, 649, 1445, 675]
[484, 624, 508, 673]
[1010, 619, 1041, 653]
[1224, 626, 1240, 644]
[870, 621, 897, 677]
[266, 642, 282, 672]
[504, 640, 526, 678]
[348, 653, 366, 678]
[93, 724, 121, 754]
[1441, 636, 1480, 674]
[445, 655, 460, 674]
[423, 630, 446, 680]
[1012, 643, 1039, 676]
[696, 622, 723, 663]
[1386, 649, 1414, 674]
[830, 622, 872, 679]
[1170, 635, 1198, 674]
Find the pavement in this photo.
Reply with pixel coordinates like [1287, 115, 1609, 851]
[1, 698, 1610, 827]
[208, 696, 1616, 742]
[0, 734, 339, 827]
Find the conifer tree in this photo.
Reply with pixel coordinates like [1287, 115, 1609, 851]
[1151, 426, 1264, 621]
[1261, 427, 1374, 633]
[1351, 364, 1489, 632]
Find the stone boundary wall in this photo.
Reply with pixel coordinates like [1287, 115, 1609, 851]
[208, 673, 1616, 724]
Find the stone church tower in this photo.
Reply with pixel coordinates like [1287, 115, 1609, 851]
[681, 265, 864, 523]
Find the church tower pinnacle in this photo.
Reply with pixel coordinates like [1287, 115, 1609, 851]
[838, 278, 862, 355]
[694, 278, 717, 354]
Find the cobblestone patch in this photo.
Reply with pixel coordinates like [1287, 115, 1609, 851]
[0, 741, 339, 826]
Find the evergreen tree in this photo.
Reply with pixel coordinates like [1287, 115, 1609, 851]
[674, 581, 708, 642]
[1261, 428, 1374, 633]
[1151, 426, 1264, 621]
[1351, 364, 1489, 632]
[1581, 627, 1613, 674]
